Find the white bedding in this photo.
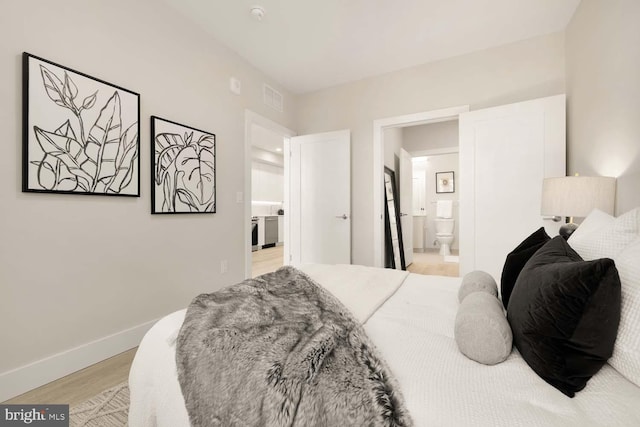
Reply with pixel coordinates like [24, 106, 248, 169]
[129, 268, 640, 427]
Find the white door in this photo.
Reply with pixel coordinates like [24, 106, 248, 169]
[459, 94, 565, 280]
[412, 173, 426, 216]
[288, 130, 351, 265]
[399, 149, 413, 266]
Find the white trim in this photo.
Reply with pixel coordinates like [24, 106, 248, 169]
[283, 137, 291, 266]
[408, 146, 459, 157]
[372, 105, 469, 267]
[244, 110, 296, 279]
[288, 137, 301, 265]
[0, 319, 157, 402]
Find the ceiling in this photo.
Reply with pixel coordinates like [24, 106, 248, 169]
[163, 0, 580, 94]
[251, 123, 285, 154]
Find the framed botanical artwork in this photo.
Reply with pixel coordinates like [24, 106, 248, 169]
[151, 116, 216, 214]
[436, 171, 455, 193]
[22, 52, 140, 196]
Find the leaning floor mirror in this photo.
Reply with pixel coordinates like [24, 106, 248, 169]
[384, 167, 406, 270]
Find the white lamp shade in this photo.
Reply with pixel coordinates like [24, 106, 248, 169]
[541, 176, 616, 217]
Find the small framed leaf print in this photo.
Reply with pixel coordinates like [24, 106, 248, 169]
[22, 52, 140, 196]
[150, 116, 216, 214]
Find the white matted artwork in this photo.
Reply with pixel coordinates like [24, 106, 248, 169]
[22, 53, 140, 196]
[436, 171, 455, 194]
[151, 116, 216, 214]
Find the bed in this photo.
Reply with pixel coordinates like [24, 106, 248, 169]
[129, 209, 640, 426]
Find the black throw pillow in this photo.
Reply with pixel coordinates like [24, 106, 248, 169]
[500, 227, 550, 307]
[507, 236, 621, 397]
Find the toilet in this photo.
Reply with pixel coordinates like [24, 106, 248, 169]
[435, 200, 455, 256]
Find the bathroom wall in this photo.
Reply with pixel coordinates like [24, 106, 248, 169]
[423, 153, 460, 250]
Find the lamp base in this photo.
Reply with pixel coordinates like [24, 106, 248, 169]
[559, 222, 578, 240]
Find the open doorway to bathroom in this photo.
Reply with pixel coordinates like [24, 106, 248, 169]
[382, 119, 460, 277]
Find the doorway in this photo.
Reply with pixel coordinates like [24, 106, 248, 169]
[382, 119, 461, 276]
[373, 105, 469, 269]
[244, 110, 296, 279]
[374, 95, 565, 280]
[410, 150, 460, 277]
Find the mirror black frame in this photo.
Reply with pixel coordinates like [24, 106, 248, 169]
[383, 167, 406, 270]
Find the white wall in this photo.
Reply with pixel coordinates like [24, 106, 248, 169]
[296, 32, 566, 265]
[383, 127, 403, 172]
[566, 0, 640, 214]
[403, 120, 459, 154]
[0, 0, 296, 395]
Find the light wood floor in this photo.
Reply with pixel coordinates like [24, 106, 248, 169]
[252, 246, 459, 277]
[3, 348, 137, 406]
[407, 249, 460, 277]
[252, 245, 284, 277]
[3, 246, 454, 406]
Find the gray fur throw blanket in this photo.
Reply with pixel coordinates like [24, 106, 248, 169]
[176, 266, 413, 427]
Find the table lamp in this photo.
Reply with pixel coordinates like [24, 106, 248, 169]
[541, 175, 616, 239]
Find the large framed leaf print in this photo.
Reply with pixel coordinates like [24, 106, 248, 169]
[150, 116, 216, 214]
[22, 53, 140, 196]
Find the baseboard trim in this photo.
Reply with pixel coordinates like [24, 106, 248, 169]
[0, 318, 158, 402]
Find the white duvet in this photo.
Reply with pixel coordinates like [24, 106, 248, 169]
[129, 266, 640, 427]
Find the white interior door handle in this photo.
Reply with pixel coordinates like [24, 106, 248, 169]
[335, 214, 348, 220]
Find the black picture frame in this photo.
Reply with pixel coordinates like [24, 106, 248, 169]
[22, 52, 140, 196]
[384, 167, 406, 270]
[150, 116, 216, 214]
[436, 171, 455, 194]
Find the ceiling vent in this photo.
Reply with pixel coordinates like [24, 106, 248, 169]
[263, 84, 283, 112]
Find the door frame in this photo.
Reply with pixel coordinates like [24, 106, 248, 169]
[244, 110, 296, 279]
[372, 105, 469, 268]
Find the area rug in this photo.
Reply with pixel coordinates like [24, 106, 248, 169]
[70, 382, 129, 426]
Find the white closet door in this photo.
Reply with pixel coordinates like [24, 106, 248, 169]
[459, 94, 565, 280]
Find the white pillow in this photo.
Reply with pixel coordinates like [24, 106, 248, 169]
[569, 208, 614, 241]
[569, 207, 640, 261]
[609, 237, 640, 387]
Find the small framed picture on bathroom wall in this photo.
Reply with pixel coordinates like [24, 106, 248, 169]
[436, 171, 455, 193]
